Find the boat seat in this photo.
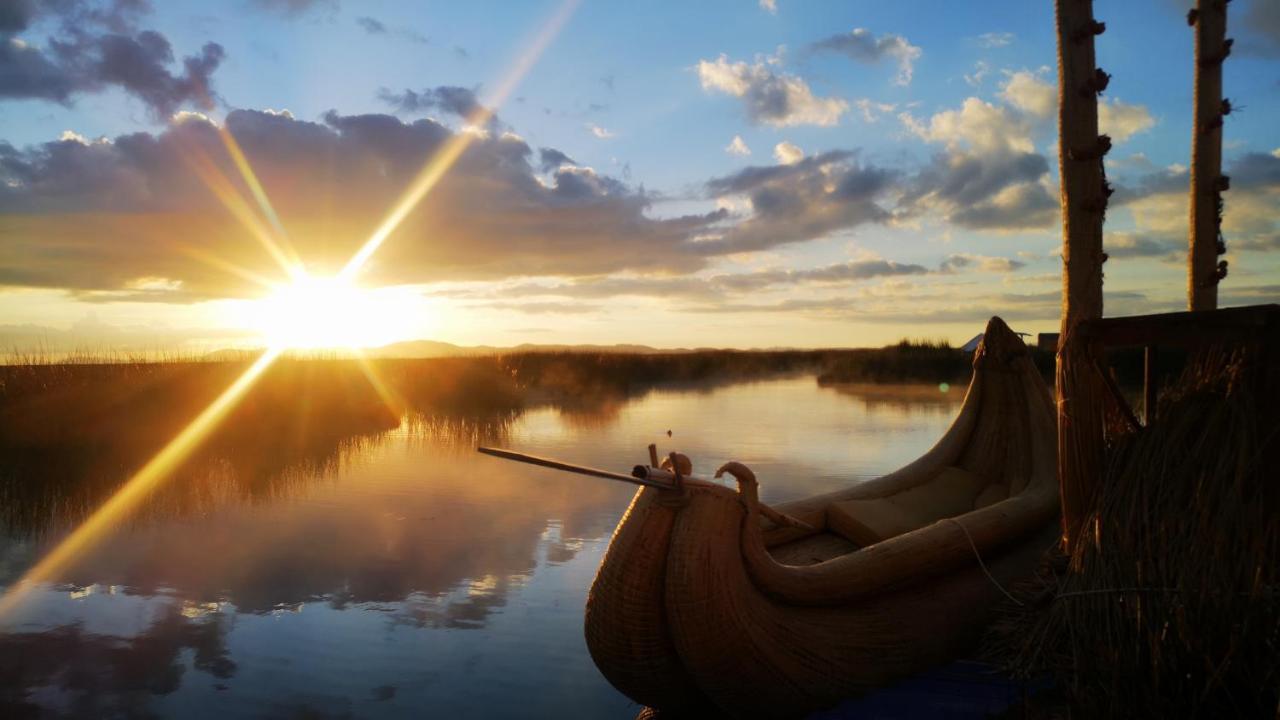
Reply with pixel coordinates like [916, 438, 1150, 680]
[825, 466, 992, 546]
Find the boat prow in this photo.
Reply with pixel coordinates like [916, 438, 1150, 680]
[584, 316, 1059, 718]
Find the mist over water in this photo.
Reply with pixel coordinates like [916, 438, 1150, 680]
[0, 376, 961, 718]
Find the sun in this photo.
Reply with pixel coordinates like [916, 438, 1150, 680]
[251, 274, 416, 350]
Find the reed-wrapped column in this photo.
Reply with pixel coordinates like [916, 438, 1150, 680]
[1188, 0, 1231, 311]
[1055, 0, 1110, 551]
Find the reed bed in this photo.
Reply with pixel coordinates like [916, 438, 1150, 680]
[989, 345, 1279, 718]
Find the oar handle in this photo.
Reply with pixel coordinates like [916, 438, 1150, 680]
[477, 447, 815, 532]
[476, 446, 674, 489]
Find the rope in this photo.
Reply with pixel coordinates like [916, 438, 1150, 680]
[944, 518, 1024, 606]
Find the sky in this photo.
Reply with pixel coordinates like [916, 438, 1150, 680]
[0, 0, 1278, 352]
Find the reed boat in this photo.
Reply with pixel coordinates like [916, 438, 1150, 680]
[582, 316, 1059, 718]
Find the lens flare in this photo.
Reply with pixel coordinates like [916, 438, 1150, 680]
[0, 348, 282, 623]
[339, 0, 581, 282]
[0, 0, 580, 623]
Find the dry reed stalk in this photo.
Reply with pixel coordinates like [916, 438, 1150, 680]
[988, 347, 1280, 718]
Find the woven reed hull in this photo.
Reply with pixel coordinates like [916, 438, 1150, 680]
[584, 317, 1059, 718]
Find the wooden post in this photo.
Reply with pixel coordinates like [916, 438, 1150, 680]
[1143, 345, 1157, 425]
[1188, 0, 1230, 311]
[1055, 0, 1110, 551]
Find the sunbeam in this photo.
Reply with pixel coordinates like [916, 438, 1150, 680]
[215, 124, 303, 272]
[0, 0, 580, 624]
[0, 347, 283, 623]
[338, 0, 581, 282]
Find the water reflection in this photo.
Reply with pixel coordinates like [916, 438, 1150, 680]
[1, 376, 964, 718]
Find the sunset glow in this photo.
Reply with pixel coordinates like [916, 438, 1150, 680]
[250, 275, 417, 350]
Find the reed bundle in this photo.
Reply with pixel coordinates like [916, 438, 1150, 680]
[990, 346, 1279, 718]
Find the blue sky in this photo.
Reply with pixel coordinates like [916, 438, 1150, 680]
[1, 0, 1278, 350]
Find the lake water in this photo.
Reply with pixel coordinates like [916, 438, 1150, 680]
[0, 376, 963, 718]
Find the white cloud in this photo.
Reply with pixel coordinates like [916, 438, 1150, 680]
[773, 141, 803, 165]
[902, 97, 1036, 154]
[697, 54, 848, 127]
[853, 99, 896, 122]
[999, 70, 1056, 120]
[964, 61, 991, 87]
[586, 123, 614, 139]
[759, 0, 777, 13]
[725, 135, 752, 156]
[976, 32, 1014, 48]
[1098, 99, 1156, 143]
[1000, 70, 1154, 143]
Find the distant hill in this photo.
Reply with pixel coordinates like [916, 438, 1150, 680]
[366, 340, 687, 358]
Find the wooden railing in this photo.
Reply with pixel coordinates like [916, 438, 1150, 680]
[1078, 303, 1279, 425]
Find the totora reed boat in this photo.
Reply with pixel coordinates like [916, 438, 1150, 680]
[582, 316, 1060, 718]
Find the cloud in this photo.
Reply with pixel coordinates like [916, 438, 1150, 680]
[696, 53, 847, 127]
[355, 16, 428, 44]
[0, 1, 225, 120]
[1110, 151, 1280, 260]
[1098, 99, 1156, 143]
[0, 109, 736, 298]
[355, 16, 385, 33]
[900, 90, 1056, 230]
[701, 150, 896, 253]
[900, 71, 1150, 231]
[377, 86, 484, 119]
[808, 28, 922, 85]
[1239, 0, 1280, 57]
[249, 0, 338, 17]
[537, 147, 575, 172]
[852, 99, 896, 122]
[1001, 69, 1154, 142]
[772, 141, 802, 164]
[964, 61, 991, 87]
[976, 32, 1014, 48]
[759, 0, 777, 13]
[473, 259, 932, 303]
[999, 70, 1056, 120]
[1106, 232, 1181, 259]
[725, 135, 751, 156]
[939, 254, 1026, 273]
[586, 123, 614, 139]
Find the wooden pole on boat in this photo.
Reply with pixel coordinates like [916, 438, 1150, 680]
[477, 446, 814, 531]
[1187, 0, 1231, 311]
[1055, 0, 1110, 551]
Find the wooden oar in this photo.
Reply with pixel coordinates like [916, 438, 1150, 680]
[476, 446, 674, 489]
[476, 446, 814, 531]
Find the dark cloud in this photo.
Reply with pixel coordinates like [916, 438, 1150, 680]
[0, 0, 223, 119]
[0, 0, 37, 33]
[355, 16, 427, 44]
[1239, 0, 1280, 57]
[537, 147, 575, 172]
[701, 151, 895, 253]
[1106, 232, 1182, 259]
[901, 148, 1056, 230]
[1235, 234, 1280, 252]
[1230, 151, 1280, 189]
[938, 254, 1026, 273]
[249, 0, 337, 17]
[355, 16, 385, 33]
[0, 109, 729, 297]
[807, 28, 921, 84]
[378, 85, 484, 119]
[948, 182, 1058, 230]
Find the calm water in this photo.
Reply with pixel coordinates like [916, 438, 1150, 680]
[0, 376, 962, 718]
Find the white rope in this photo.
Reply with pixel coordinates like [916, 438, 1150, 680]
[945, 518, 1024, 607]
